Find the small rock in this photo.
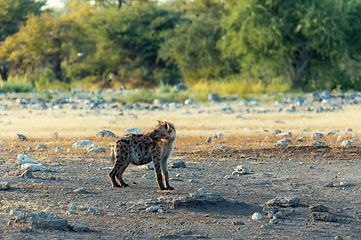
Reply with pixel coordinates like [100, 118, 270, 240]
[334, 236, 343, 240]
[21, 163, 43, 171]
[74, 188, 89, 194]
[188, 179, 198, 183]
[204, 136, 211, 144]
[36, 144, 47, 149]
[0, 182, 10, 190]
[10, 210, 20, 216]
[21, 170, 35, 179]
[88, 147, 106, 152]
[198, 187, 208, 194]
[17, 134, 27, 141]
[345, 128, 352, 132]
[265, 197, 299, 207]
[341, 141, 351, 147]
[139, 162, 154, 170]
[311, 212, 337, 222]
[96, 130, 116, 138]
[351, 138, 359, 143]
[107, 212, 114, 216]
[68, 204, 77, 210]
[17, 154, 35, 165]
[234, 165, 250, 175]
[309, 205, 329, 212]
[252, 212, 262, 221]
[13, 211, 68, 230]
[55, 147, 63, 152]
[215, 132, 223, 138]
[224, 175, 234, 180]
[323, 182, 334, 187]
[72, 224, 89, 232]
[231, 220, 245, 225]
[312, 141, 325, 146]
[169, 160, 187, 168]
[339, 181, 349, 186]
[73, 140, 92, 148]
[312, 132, 324, 139]
[146, 206, 163, 212]
[260, 224, 274, 229]
[66, 210, 77, 216]
[278, 131, 292, 137]
[220, 144, 228, 149]
[296, 136, 306, 142]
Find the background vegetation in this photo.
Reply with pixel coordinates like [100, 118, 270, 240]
[1, 0, 361, 98]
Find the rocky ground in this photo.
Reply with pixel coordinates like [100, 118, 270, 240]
[1, 138, 361, 240]
[1, 89, 361, 239]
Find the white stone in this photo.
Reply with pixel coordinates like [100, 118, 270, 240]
[351, 138, 359, 142]
[21, 163, 43, 171]
[73, 140, 92, 148]
[278, 132, 292, 137]
[198, 187, 208, 194]
[312, 141, 325, 146]
[312, 132, 324, 139]
[224, 175, 234, 180]
[17, 154, 34, 165]
[341, 141, 351, 147]
[139, 162, 154, 170]
[340, 181, 349, 186]
[10, 210, 20, 216]
[146, 206, 163, 212]
[252, 212, 262, 221]
[68, 204, 77, 210]
[234, 165, 250, 175]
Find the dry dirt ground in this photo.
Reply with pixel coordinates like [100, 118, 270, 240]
[1, 133, 361, 240]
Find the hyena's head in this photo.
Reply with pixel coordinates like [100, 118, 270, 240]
[148, 120, 176, 141]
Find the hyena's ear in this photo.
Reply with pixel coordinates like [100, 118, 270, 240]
[165, 122, 169, 130]
[157, 120, 161, 123]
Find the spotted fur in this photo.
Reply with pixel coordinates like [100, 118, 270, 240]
[108, 120, 176, 190]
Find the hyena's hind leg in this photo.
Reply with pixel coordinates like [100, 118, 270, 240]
[160, 160, 173, 190]
[115, 161, 130, 187]
[108, 155, 130, 188]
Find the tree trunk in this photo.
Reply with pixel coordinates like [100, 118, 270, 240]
[0, 65, 8, 81]
[118, 0, 122, 9]
[52, 60, 63, 81]
[291, 50, 313, 88]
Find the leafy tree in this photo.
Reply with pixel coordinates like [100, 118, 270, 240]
[70, 3, 182, 87]
[3, 13, 87, 82]
[222, 0, 361, 89]
[159, 0, 238, 84]
[0, 0, 46, 81]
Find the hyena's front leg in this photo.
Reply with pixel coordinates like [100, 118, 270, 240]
[153, 160, 166, 190]
[160, 159, 173, 190]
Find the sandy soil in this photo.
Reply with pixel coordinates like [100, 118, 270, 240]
[1, 133, 361, 240]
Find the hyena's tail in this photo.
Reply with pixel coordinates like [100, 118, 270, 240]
[109, 143, 115, 164]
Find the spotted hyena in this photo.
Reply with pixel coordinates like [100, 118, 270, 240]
[108, 120, 176, 190]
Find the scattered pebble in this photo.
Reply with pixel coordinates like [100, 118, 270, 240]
[0, 182, 10, 190]
[252, 212, 262, 221]
[339, 181, 349, 186]
[198, 187, 208, 194]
